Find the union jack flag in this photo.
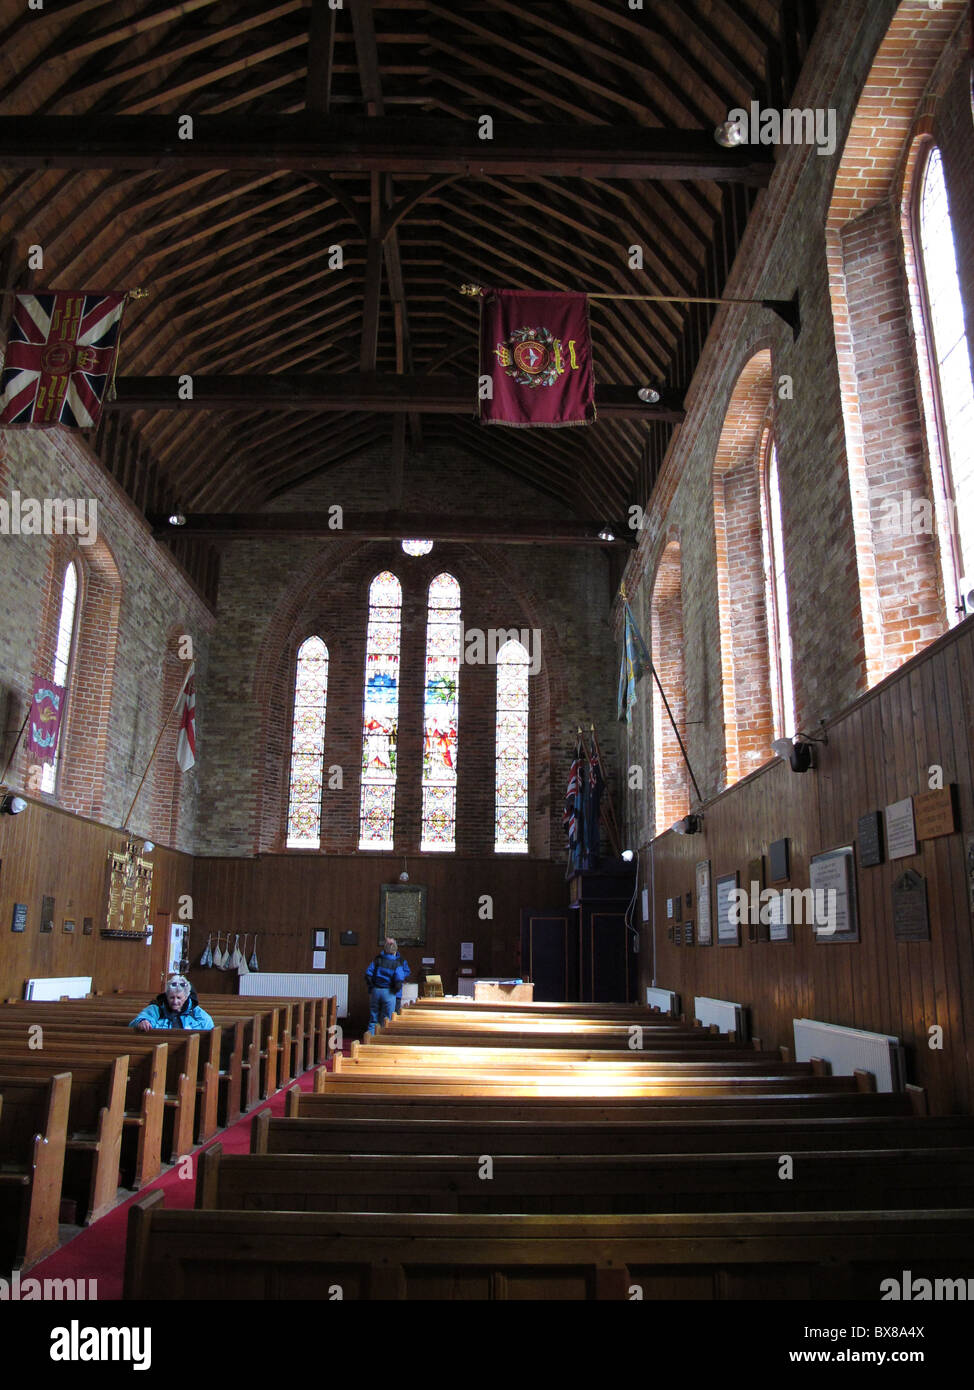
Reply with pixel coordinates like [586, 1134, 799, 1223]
[0, 291, 125, 427]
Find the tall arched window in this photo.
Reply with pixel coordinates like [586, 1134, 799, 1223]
[285, 636, 329, 849]
[41, 560, 79, 794]
[359, 572, 402, 850]
[761, 440, 796, 739]
[915, 144, 974, 613]
[494, 639, 529, 853]
[421, 573, 460, 852]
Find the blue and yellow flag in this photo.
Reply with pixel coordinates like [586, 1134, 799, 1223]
[617, 600, 651, 723]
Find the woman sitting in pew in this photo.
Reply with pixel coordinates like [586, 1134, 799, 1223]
[130, 974, 215, 1032]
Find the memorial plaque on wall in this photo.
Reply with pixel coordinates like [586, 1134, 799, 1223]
[810, 846, 859, 942]
[769, 838, 790, 884]
[857, 811, 884, 867]
[11, 903, 27, 933]
[914, 785, 958, 841]
[892, 869, 930, 942]
[683, 921, 694, 946]
[83, 917, 93, 936]
[886, 798, 917, 860]
[716, 871, 741, 946]
[40, 895, 54, 932]
[666, 924, 675, 944]
[379, 884, 427, 946]
[695, 860, 712, 945]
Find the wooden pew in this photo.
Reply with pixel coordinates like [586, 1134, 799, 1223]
[2, 999, 249, 1124]
[197, 1141, 974, 1216]
[0, 1072, 70, 1268]
[253, 1110, 974, 1158]
[0, 1040, 167, 1188]
[124, 1193, 974, 1300]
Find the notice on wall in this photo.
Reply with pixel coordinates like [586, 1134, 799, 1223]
[312, 950, 327, 970]
[460, 941, 474, 961]
[767, 890, 791, 943]
[695, 860, 712, 945]
[886, 798, 917, 860]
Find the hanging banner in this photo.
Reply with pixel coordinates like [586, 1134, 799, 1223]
[480, 289, 596, 427]
[26, 675, 67, 764]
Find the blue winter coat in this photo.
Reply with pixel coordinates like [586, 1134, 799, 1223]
[365, 953, 407, 993]
[129, 993, 214, 1030]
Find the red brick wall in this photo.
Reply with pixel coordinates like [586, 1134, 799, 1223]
[197, 442, 618, 861]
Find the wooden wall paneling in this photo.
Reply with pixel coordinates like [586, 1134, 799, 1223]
[641, 621, 974, 1113]
[191, 854, 568, 1027]
[0, 798, 192, 1001]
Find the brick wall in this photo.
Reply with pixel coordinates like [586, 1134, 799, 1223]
[196, 441, 618, 861]
[0, 427, 214, 852]
[618, 0, 974, 856]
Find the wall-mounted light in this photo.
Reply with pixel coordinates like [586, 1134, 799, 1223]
[772, 725, 828, 774]
[621, 848, 634, 862]
[142, 840, 155, 854]
[0, 793, 28, 815]
[672, 813, 703, 835]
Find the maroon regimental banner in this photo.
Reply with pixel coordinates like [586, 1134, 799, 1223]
[26, 675, 67, 764]
[480, 289, 596, 427]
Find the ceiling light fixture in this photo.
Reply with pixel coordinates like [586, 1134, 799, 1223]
[714, 118, 746, 148]
[621, 849, 634, 862]
[598, 527, 615, 542]
[168, 513, 186, 527]
[0, 793, 28, 815]
[637, 386, 661, 404]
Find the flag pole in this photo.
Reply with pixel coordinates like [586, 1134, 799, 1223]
[620, 588, 703, 807]
[0, 706, 32, 786]
[122, 663, 193, 831]
[589, 722, 621, 857]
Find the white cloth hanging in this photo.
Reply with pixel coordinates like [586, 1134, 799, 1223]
[229, 934, 242, 970]
[199, 935, 213, 968]
[248, 934, 259, 972]
[213, 934, 226, 970]
[237, 934, 250, 976]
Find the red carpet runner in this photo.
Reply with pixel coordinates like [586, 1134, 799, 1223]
[28, 1066, 320, 1300]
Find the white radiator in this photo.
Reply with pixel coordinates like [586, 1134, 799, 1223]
[239, 971, 348, 1017]
[646, 986, 680, 1016]
[25, 975, 92, 1000]
[793, 1018, 905, 1092]
[695, 995, 748, 1041]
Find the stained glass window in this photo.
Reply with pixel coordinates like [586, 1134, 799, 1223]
[359, 571, 402, 849]
[494, 638, 529, 853]
[421, 573, 460, 851]
[917, 145, 974, 610]
[402, 540, 433, 556]
[41, 561, 78, 795]
[285, 637, 329, 848]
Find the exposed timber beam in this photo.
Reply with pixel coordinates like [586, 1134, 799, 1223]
[107, 373, 685, 421]
[151, 512, 638, 545]
[0, 116, 773, 182]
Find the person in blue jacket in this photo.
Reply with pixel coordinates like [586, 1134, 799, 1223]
[365, 938, 407, 1035]
[130, 973, 214, 1031]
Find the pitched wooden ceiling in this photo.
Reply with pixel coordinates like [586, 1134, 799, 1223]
[0, 0, 819, 592]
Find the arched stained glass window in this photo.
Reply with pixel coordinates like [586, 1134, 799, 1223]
[359, 571, 402, 849]
[494, 639, 529, 853]
[761, 441, 796, 739]
[421, 573, 460, 852]
[916, 145, 974, 609]
[41, 561, 78, 795]
[285, 637, 329, 848]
